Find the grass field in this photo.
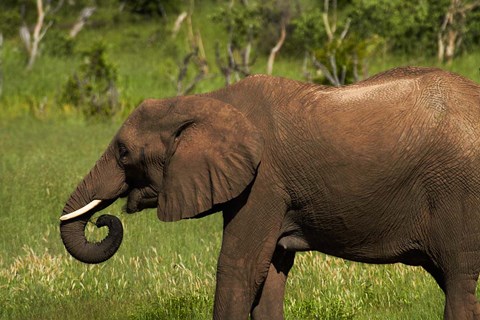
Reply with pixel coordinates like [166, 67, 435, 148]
[0, 109, 448, 320]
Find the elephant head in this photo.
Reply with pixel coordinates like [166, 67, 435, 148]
[60, 96, 264, 264]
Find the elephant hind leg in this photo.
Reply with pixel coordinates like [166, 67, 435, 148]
[423, 261, 480, 319]
[250, 248, 295, 320]
[443, 276, 480, 320]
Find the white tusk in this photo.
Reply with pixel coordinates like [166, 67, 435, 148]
[60, 199, 102, 221]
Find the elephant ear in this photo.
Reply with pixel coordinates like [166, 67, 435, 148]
[157, 96, 264, 222]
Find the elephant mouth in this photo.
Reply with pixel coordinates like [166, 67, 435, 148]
[123, 186, 158, 213]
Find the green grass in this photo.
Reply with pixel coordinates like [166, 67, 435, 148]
[0, 117, 446, 320]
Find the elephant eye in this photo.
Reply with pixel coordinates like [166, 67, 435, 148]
[118, 143, 129, 161]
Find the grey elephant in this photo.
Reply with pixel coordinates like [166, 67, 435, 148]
[60, 66, 480, 319]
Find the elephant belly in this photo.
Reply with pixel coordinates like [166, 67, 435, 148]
[279, 196, 429, 265]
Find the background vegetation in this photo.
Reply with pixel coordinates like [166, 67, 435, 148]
[1, 0, 480, 319]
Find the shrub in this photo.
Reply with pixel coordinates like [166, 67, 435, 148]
[0, 8, 21, 39]
[348, 0, 449, 56]
[61, 41, 119, 118]
[44, 30, 75, 57]
[122, 0, 180, 18]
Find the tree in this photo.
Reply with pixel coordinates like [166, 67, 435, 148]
[212, 0, 295, 82]
[290, 0, 382, 86]
[266, 1, 290, 75]
[212, 2, 261, 84]
[62, 42, 119, 118]
[349, 0, 444, 55]
[437, 0, 480, 64]
[69, 6, 96, 38]
[176, 48, 208, 96]
[171, 4, 209, 95]
[19, 0, 63, 70]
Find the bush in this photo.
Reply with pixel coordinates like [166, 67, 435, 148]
[312, 34, 385, 85]
[44, 30, 75, 57]
[122, 0, 180, 18]
[287, 8, 326, 53]
[348, 0, 449, 56]
[61, 41, 120, 118]
[0, 9, 21, 39]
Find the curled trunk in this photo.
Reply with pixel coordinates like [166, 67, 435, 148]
[60, 148, 127, 264]
[60, 211, 123, 264]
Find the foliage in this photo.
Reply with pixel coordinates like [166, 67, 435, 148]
[211, 0, 294, 54]
[287, 4, 384, 85]
[43, 29, 75, 57]
[348, 0, 449, 55]
[122, 0, 180, 17]
[2, 4, 27, 41]
[61, 41, 119, 118]
[210, 2, 264, 50]
[460, 2, 480, 51]
[288, 8, 326, 52]
[312, 33, 385, 85]
[0, 7, 22, 39]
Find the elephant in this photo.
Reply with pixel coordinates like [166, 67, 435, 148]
[60, 66, 480, 319]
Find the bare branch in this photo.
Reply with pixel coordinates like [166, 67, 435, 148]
[242, 41, 251, 74]
[339, 18, 351, 42]
[50, 0, 64, 14]
[322, 0, 333, 42]
[177, 50, 196, 95]
[26, 0, 47, 70]
[176, 48, 208, 96]
[329, 54, 340, 86]
[195, 29, 208, 74]
[460, 1, 480, 14]
[182, 70, 205, 95]
[302, 51, 312, 82]
[70, 7, 96, 38]
[172, 11, 188, 38]
[39, 20, 53, 41]
[352, 53, 359, 82]
[340, 65, 347, 85]
[267, 21, 287, 75]
[312, 56, 337, 85]
[19, 25, 32, 54]
[215, 42, 231, 86]
[21, 0, 63, 70]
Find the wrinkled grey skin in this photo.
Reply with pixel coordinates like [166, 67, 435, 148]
[61, 67, 480, 319]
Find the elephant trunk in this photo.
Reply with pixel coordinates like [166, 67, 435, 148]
[60, 149, 127, 264]
[60, 210, 123, 264]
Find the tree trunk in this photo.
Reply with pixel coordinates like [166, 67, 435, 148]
[267, 22, 286, 75]
[69, 7, 96, 38]
[27, 0, 47, 70]
[437, 0, 480, 64]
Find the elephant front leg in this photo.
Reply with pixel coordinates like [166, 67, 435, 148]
[213, 238, 280, 319]
[250, 248, 295, 320]
[213, 184, 287, 319]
